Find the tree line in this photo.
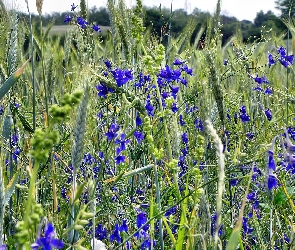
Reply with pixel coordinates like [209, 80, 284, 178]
[18, 5, 289, 45]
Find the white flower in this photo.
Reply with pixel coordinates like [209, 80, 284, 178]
[91, 239, 107, 250]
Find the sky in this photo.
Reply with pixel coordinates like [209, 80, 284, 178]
[8, 0, 280, 22]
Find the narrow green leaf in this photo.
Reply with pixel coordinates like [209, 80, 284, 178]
[4, 170, 20, 206]
[12, 106, 34, 133]
[74, 182, 86, 203]
[2, 115, 13, 139]
[163, 217, 176, 246]
[176, 185, 189, 250]
[0, 59, 29, 100]
[226, 224, 242, 250]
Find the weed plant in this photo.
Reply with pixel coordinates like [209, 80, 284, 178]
[1, 0, 295, 249]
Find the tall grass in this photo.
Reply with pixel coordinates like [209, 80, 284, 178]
[1, 0, 295, 249]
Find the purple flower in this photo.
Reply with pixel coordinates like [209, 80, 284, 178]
[0, 105, 4, 115]
[268, 150, 276, 171]
[70, 3, 77, 11]
[104, 60, 112, 69]
[224, 59, 228, 65]
[278, 46, 287, 57]
[92, 24, 101, 32]
[242, 217, 254, 234]
[134, 131, 144, 144]
[264, 87, 272, 95]
[181, 65, 193, 75]
[145, 96, 154, 117]
[12, 147, 21, 161]
[268, 54, 275, 67]
[96, 83, 114, 98]
[279, 58, 289, 68]
[111, 68, 133, 87]
[115, 155, 125, 164]
[136, 115, 142, 126]
[264, 108, 272, 121]
[240, 106, 250, 123]
[171, 102, 178, 113]
[173, 58, 185, 65]
[32, 223, 64, 250]
[277, 46, 294, 68]
[120, 219, 128, 232]
[181, 133, 188, 144]
[77, 16, 88, 29]
[267, 174, 277, 190]
[104, 123, 120, 140]
[136, 211, 149, 231]
[110, 224, 122, 243]
[158, 65, 181, 82]
[95, 224, 108, 240]
[115, 133, 130, 152]
[170, 85, 180, 98]
[64, 15, 72, 23]
[179, 114, 186, 126]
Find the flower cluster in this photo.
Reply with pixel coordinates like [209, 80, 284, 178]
[252, 74, 272, 95]
[239, 106, 250, 123]
[64, 4, 101, 32]
[268, 46, 294, 68]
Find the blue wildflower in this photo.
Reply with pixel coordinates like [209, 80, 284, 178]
[110, 224, 122, 243]
[95, 224, 108, 240]
[267, 174, 278, 190]
[181, 65, 193, 75]
[134, 131, 144, 144]
[104, 123, 120, 140]
[136, 211, 149, 231]
[181, 133, 189, 144]
[224, 59, 228, 65]
[104, 60, 112, 69]
[145, 96, 154, 116]
[96, 83, 114, 98]
[120, 219, 128, 232]
[115, 133, 130, 152]
[0, 105, 4, 115]
[92, 24, 101, 32]
[32, 223, 64, 250]
[64, 15, 72, 23]
[171, 102, 178, 113]
[111, 68, 133, 87]
[77, 16, 88, 29]
[136, 115, 142, 126]
[268, 150, 276, 171]
[173, 58, 185, 65]
[268, 54, 275, 67]
[70, 3, 77, 11]
[240, 106, 250, 123]
[264, 108, 272, 121]
[179, 114, 186, 126]
[264, 87, 272, 95]
[115, 155, 125, 164]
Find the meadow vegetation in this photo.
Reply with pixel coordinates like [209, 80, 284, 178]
[1, 0, 295, 249]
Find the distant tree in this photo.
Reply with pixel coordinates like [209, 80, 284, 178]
[275, 0, 295, 17]
[88, 6, 110, 26]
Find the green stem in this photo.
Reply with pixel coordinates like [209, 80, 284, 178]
[23, 160, 40, 247]
[153, 160, 164, 250]
[25, 0, 36, 131]
[39, 14, 49, 127]
[153, 75, 181, 199]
